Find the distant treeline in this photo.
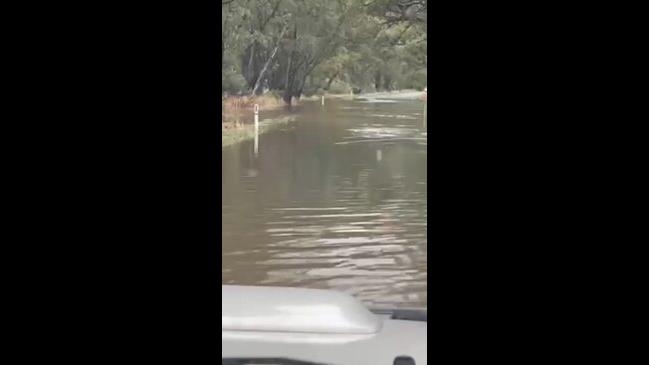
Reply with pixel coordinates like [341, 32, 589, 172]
[222, 0, 427, 104]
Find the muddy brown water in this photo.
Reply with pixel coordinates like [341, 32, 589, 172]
[222, 97, 427, 309]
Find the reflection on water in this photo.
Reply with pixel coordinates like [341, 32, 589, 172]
[222, 98, 427, 308]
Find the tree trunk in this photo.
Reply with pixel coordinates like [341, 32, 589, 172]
[285, 53, 292, 91]
[283, 91, 292, 105]
[245, 42, 256, 87]
[383, 75, 392, 91]
[251, 25, 288, 96]
[326, 71, 340, 90]
[283, 72, 295, 105]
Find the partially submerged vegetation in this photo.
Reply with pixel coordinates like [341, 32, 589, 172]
[222, 93, 299, 148]
[222, 115, 296, 147]
[222, 93, 286, 124]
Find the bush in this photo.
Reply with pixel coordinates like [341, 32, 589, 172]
[302, 86, 317, 97]
[328, 80, 351, 94]
[404, 69, 427, 91]
[222, 70, 247, 94]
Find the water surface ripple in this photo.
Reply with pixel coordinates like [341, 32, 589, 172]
[222, 98, 427, 308]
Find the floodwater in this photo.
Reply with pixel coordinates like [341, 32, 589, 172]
[222, 96, 427, 308]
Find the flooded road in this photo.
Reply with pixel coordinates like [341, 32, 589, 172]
[222, 97, 427, 308]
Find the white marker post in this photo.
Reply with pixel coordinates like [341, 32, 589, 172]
[321, 95, 325, 106]
[253, 104, 259, 156]
[424, 102, 427, 128]
[422, 87, 427, 128]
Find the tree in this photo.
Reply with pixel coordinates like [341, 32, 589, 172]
[222, 0, 428, 103]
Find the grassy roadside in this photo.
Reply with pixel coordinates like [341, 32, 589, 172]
[221, 92, 353, 148]
[222, 94, 296, 148]
[222, 116, 296, 148]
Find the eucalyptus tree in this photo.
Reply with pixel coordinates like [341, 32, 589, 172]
[222, 0, 428, 100]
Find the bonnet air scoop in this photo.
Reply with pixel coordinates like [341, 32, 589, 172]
[222, 285, 382, 335]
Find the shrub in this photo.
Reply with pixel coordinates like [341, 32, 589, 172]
[222, 70, 247, 94]
[328, 80, 351, 94]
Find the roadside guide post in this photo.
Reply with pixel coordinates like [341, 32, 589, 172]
[423, 87, 427, 128]
[254, 104, 259, 156]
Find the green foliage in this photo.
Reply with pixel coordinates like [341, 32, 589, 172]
[222, 69, 247, 94]
[222, 0, 427, 99]
[328, 80, 351, 94]
[405, 69, 427, 91]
